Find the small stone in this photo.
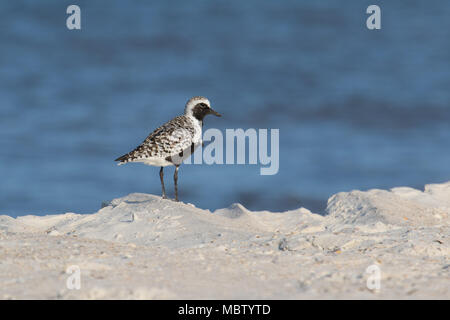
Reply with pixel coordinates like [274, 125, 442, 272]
[278, 238, 289, 251]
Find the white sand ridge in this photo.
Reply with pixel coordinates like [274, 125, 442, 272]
[0, 182, 449, 299]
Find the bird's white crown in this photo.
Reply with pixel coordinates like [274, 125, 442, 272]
[184, 96, 210, 116]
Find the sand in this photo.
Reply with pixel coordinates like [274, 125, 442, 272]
[0, 182, 449, 299]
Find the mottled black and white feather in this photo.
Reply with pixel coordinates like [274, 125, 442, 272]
[115, 115, 200, 166]
[115, 96, 211, 167]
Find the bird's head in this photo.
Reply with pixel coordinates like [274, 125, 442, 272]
[185, 96, 221, 121]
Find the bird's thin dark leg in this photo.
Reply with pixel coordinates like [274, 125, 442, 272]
[160, 167, 167, 199]
[174, 165, 180, 202]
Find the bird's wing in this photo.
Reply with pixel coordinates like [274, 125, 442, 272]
[115, 116, 195, 163]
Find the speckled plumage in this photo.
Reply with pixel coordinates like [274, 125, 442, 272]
[115, 115, 199, 166]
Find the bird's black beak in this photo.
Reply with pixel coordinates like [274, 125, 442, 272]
[209, 108, 221, 117]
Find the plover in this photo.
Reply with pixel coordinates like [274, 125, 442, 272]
[115, 96, 221, 201]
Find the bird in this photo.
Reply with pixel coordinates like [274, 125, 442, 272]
[115, 96, 221, 201]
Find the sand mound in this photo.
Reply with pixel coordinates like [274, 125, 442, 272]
[0, 182, 449, 299]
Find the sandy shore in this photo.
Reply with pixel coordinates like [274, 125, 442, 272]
[1, 182, 449, 299]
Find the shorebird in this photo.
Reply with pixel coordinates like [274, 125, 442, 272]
[115, 96, 221, 201]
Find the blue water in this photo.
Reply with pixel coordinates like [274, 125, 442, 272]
[1, 1, 450, 217]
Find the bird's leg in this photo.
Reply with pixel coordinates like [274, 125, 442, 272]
[160, 167, 167, 199]
[174, 165, 180, 202]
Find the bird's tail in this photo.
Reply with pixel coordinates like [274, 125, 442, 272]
[114, 153, 130, 165]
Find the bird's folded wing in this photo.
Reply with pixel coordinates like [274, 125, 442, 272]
[137, 116, 195, 158]
[115, 116, 196, 163]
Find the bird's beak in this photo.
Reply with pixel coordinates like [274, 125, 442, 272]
[209, 108, 221, 117]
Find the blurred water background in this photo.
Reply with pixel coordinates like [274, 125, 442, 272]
[1, 0, 449, 217]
